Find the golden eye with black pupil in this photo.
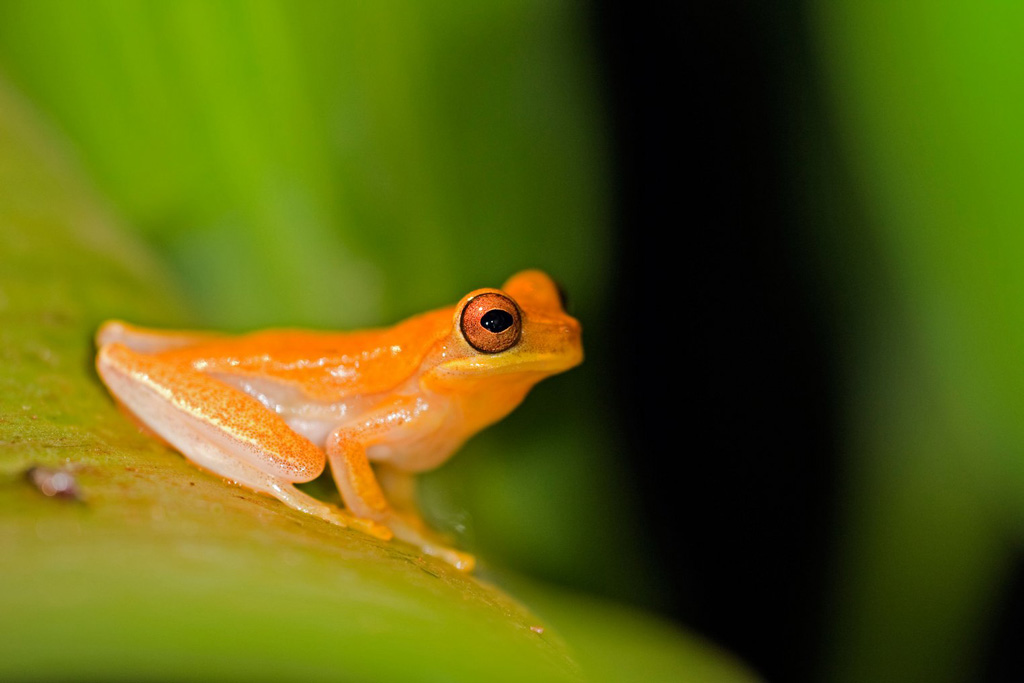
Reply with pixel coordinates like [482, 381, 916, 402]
[460, 292, 522, 353]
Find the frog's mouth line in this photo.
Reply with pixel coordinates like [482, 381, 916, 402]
[439, 348, 583, 378]
[515, 349, 584, 374]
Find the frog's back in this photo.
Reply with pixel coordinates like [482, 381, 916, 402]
[156, 308, 454, 401]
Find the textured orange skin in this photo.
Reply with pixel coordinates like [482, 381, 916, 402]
[94, 271, 582, 569]
[152, 312, 453, 401]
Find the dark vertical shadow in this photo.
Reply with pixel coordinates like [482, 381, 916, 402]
[590, 2, 840, 681]
[981, 553, 1024, 682]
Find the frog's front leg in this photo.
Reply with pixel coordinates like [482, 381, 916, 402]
[96, 343, 390, 539]
[377, 465, 476, 572]
[326, 413, 475, 571]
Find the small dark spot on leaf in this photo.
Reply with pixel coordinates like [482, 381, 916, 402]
[413, 556, 442, 578]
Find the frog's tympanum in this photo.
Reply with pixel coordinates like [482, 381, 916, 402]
[96, 270, 582, 570]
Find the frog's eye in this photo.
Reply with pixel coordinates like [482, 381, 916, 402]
[460, 292, 522, 353]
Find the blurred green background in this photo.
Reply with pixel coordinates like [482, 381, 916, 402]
[810, 4, 1024, 683]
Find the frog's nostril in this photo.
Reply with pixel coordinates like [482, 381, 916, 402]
[558, 323, 582, 347]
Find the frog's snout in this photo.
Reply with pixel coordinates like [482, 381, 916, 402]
[566, 321, 584, 367]
[562, 318, 582, 349]
[545, 315, 584, 371]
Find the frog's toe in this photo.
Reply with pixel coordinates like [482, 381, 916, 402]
[343, 513, 393, 540]
[446, 549, 476, 572]
[419, 543, 475, 572]
[320, 506, 393, 540]
[384, 514, 475, 571]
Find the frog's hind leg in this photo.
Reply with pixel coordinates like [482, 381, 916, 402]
[96, 342, 390, 539]
[96, 320, 224, 353]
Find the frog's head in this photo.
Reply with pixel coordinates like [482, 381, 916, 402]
[423, 270, 583, 397]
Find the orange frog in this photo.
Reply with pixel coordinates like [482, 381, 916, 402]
[95, 270, 582, 571]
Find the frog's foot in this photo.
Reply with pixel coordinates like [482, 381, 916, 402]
[191, 455, 392, 540]
[385, 511, 476, 572]
[324, 430, 473, 569]
[270, 483, 392, 540]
